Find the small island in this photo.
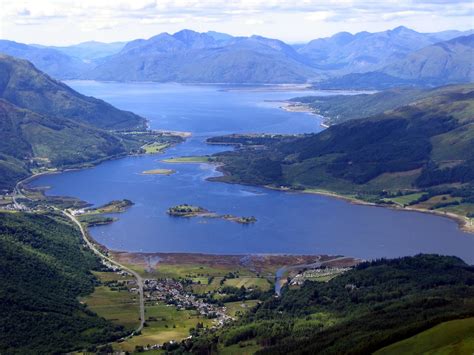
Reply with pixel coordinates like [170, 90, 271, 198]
[142, 168, 176, 175]
[167, 204, 257, 224]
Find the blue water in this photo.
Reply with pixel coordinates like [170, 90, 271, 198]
[31, 82, 474, 264]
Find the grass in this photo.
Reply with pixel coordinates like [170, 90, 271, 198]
[151, 264, 253, 279]
[142, 143, 170, 154]
[224, 277, 272, 291]
[115, 303, 213, 352]
[142, 169, 175, 175]
[387, 192, 426, 206]
[81, 285, 140, 332]
[162, 156, 213, 163]
[439, 203, 474, 217]
[225, 300, 260, 317]
[375, 317, 474, 355]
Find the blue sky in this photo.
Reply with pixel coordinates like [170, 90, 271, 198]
[1, 0, 473, 45]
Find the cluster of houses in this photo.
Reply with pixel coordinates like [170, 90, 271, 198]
[142, 278, 232, 326]
[290, 267, 351, 286]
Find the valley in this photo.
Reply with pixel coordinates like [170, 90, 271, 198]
[1, 18, 474, 354]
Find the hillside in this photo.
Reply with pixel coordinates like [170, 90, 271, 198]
[42, 41, 126, 61]
[0, 55, 182, 191]
[0, 54, 145, 130]
[383, 35, 474, 82]
[175, 254, 474, 354]
[316, 35, 474, 89]
[290, 84, 471, 125]
[83, 30, 318, 83]
[0, 40, 90, 79]
[0, 212, 127, 353]
[0, 99, 127, 172]
[298, 26, 441, 73]
[208, 84, 474, 219]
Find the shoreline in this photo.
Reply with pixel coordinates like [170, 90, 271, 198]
[19, 131, 189, 192]
[207, 176, 474, 236]
[278, 101, 331, 128]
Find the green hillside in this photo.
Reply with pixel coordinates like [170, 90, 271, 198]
[209, 84, 474, 218]
[0, 54, 145, 130]
[0, 212, 127, 354]
[0, 55, 183, 191]
[174, 255, 474, 354]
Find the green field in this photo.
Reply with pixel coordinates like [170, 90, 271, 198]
[376, 317, 474, 355]
[387, 192, 426, 206]
[225, 300, 260, 317]
[224, 277, 272, 291]
[115, 303, 213, 352]
[81, 272, 140, 332]
[142, 142, 170, 154]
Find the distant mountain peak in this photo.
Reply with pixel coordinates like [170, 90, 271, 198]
[391, 25, 412, 33]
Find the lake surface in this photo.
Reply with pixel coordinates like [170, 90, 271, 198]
[32, 82, 474, 264]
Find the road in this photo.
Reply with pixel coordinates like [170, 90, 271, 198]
[12, 178, 146, 338]
[63, 210, 145, 334]
[274, 256, 353, 296]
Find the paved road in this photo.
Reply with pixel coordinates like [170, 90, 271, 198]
[12, 177, 145, 336]
[63, 210, 146, 334]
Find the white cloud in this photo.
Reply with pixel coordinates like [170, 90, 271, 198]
[1, 0, 473, 44]
[305, 11, 336, 22]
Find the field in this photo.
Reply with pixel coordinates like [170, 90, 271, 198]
[115, 303, 214, 352]
[376, 317, 474, 355]
[224, 277, 272, 291]
[386, 192, 426, 206]
[224, 300, 260, 317]
[81, 271, 140, 332]
[142, 142, 170, 154]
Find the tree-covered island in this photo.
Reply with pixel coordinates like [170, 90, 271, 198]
[167, 204, 257, 224]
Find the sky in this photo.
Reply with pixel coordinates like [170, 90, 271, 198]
[1, 0, 473, 45]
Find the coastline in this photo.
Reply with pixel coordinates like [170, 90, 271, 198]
[207, 175, 474, 236]
[19, 132, 189, 191]
[278, 101, 331, 128]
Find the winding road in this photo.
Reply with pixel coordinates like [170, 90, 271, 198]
[63, 210, 145, 334]
[12, 178, 145, 336]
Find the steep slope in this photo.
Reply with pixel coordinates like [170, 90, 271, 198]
[383, 35, 474, 82]
[0, 99, 127, 167]
[0, 40, 89, 79]
[85, 30, 318, 83]
[0, 55, 182, 191]
[316, 35, 474, 89]
[0, 54, 146, 130]
[298, 26, 443, 73]
[0, 212, 127, 353]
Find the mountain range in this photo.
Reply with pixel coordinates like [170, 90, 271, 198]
[317, 34, 474, 89]
[0, 27, 472, 86]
